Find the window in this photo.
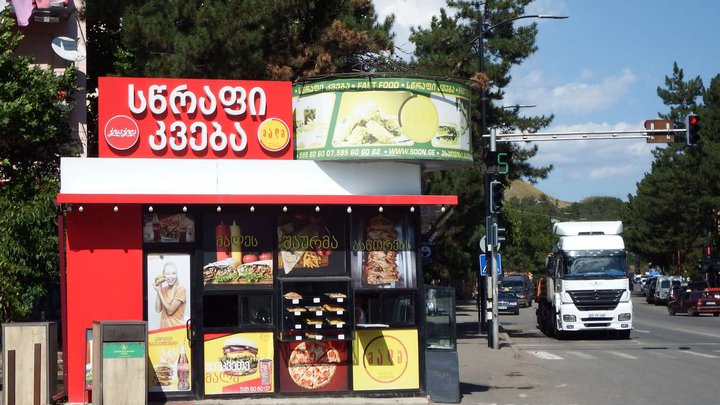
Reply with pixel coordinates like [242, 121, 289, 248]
[203, 293, 272, 328]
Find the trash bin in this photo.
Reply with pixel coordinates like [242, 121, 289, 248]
[92, 321, 148, 405]
[1, 322, 57, 405]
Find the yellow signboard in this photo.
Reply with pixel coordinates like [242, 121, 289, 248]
[203, 332, 274, 395]
[352, 329, 419, 391]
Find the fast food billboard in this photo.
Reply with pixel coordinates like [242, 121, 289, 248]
[293, 77, 472, 167]
[98, 77, 294, 159]
[203, 332, 274, 395]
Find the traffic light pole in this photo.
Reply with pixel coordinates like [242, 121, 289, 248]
[487, 128, 500, 349]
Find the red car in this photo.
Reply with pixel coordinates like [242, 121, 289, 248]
[668, 290, 720, 316]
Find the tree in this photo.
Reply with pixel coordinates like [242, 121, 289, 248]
[625, 63, 705, 275]
[410, 0, 554, 282]
[0, 10, 79, 322]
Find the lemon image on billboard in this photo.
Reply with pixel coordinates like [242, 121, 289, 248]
[399, 95, 438, 143]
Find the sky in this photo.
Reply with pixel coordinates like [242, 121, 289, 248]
[377, 0, 720, 202]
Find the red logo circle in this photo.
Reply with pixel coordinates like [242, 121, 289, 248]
[104, 115, 140, 151]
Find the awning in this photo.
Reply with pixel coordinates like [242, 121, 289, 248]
[58, 158, 457, 206]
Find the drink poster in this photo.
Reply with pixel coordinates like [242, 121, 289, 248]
[201, 211, 275, 287]
[147, 254, 192, 392]
[352, 329, 419, 391]
[350, 210, 417, 289]
[203, 332, 274, 395]
[142, 212, 195, 243]
[278, 340, 348, 393]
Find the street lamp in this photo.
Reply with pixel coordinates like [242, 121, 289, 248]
[474, 3, 567, 349]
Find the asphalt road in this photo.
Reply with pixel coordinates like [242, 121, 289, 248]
[492, 295, 720, 405]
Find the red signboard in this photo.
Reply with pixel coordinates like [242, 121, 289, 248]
[98, 77, 293, 159]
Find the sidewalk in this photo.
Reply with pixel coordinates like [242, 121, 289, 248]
[1, 303, 522, 405]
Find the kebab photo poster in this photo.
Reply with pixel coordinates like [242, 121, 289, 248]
[147, 253, 192, 392]
[204, 332, 275, 395]
[202, 212, 275, 287]
[350, 211, 417, 289]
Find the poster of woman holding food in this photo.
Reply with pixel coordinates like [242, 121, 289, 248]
[147, 253, 192, 392]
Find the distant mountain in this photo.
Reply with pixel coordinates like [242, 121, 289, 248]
[505, 179, 572, 208]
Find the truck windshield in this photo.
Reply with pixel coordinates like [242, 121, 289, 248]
[562, 250, 627, 279]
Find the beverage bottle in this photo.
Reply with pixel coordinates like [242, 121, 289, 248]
[216, 221, 230, 260]
[152, 214, 161, 242]
[177, 345, 190, 391]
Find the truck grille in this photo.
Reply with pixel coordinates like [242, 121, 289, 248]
[568, 289, 624, 311]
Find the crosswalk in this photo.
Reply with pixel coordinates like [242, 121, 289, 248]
[524, 348, 720, 361]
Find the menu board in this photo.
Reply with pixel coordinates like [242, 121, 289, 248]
[350, 211, 417, 289]
[277, 211, 346, 277]
[279, 340, 348, 393]
[352, 329, 419, 391]
[203, 332, 274, 395]
[143, 212, 195, 243]
[202, 211, 275, 287]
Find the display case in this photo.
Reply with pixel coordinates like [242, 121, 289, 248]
[278, 277, 353, 341]
[424, 285, 456, 350]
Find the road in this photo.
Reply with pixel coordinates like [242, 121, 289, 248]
[483, 295, 720, 405]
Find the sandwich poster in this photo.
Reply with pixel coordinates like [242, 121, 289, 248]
[203, 332, 274, 395]
[352, 329, 419, 391]
[277, 211, 347, 277]
[350, 211, 417, 289]
[201, 212, 275, 287]
[147, 254, 193, 392]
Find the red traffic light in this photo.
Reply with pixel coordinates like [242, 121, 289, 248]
[689, 116, 698, 126]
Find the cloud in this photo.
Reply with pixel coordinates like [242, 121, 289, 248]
[375, 0, 446, 58]
[505, 69, 637, 116]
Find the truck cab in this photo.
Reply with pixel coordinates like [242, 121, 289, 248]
[537, 221, 633, 339]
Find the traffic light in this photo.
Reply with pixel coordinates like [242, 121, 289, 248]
[686, 113, 700, 145]
[489, 180, 505, 213]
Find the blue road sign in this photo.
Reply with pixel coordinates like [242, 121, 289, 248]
[479, 253, 502, 276]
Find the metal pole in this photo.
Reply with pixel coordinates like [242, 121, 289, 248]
[490, 128, 499, 349]
[477, 0, 488, 335]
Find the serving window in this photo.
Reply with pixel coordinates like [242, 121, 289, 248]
[355, 292, 416, 327]
[202, 293, 273, 329]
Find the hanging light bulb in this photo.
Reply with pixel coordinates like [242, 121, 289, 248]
[148, 206, 154, 212]
[441, 206, 446, 213]
[378, 206, 384, 213]
[283, 206, 288, 212]
[78, 205, 84, 213]
[217, 206, 222, 212]
[182, 206, 188, 212]
[347, 206, 352, 214]
[410, 206, 415, 213]
[113, 206, 119, 212]
[315, 206, 320, 212]
[250, 206, 255, 212]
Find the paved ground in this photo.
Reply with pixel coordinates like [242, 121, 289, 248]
[1, 301, 522, 404]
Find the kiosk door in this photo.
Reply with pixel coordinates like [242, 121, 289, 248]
[146, 253, 197, 398]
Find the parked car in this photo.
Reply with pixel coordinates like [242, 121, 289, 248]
[667, 290, 720, 316]
[499, 274, 534, 307]
[641, 276, 656, 297]
[498, 289, 520, 315]
[646, 278, 658, 304]
[668, 284, 684, 302]
[654, 276, 683, 305]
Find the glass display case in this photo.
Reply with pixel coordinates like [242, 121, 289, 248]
[424, 285, 456, 350]
[278, 277, 353, 341]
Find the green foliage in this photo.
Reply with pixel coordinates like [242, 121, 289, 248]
[0, 9, 79, 322]
[412, 0, 554, 283]
[626, 63, 710, 277]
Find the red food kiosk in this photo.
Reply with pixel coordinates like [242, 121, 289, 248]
[57, 75, 470, 403]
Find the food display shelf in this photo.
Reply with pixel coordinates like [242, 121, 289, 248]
[278, 279, 352, 342]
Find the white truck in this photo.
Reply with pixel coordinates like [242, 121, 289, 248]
[536, 221, 633, 339]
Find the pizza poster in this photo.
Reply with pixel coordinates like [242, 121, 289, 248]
[277, 211, 347, 277]
[279, 340, 348, 393]
[350, 211, 417, 289]
[203, 332, 274, 395]
[201, 211, 275, 287]
[352, 329, 419, 391]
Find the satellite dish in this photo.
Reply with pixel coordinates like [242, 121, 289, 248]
[51, 36, 86, 62]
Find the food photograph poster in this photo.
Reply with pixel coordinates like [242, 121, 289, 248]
[350, 212, 417, 289]
[201, 212, 275, 287]
[277, 212, 346, 277]
[279, 340, 348, 393]
[147, 253, 192, 392]
[203, 332, 274, 395]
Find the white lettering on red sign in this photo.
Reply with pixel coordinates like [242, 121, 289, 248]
[124, 83, 266, 154]
[104, 115, 140, 150]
